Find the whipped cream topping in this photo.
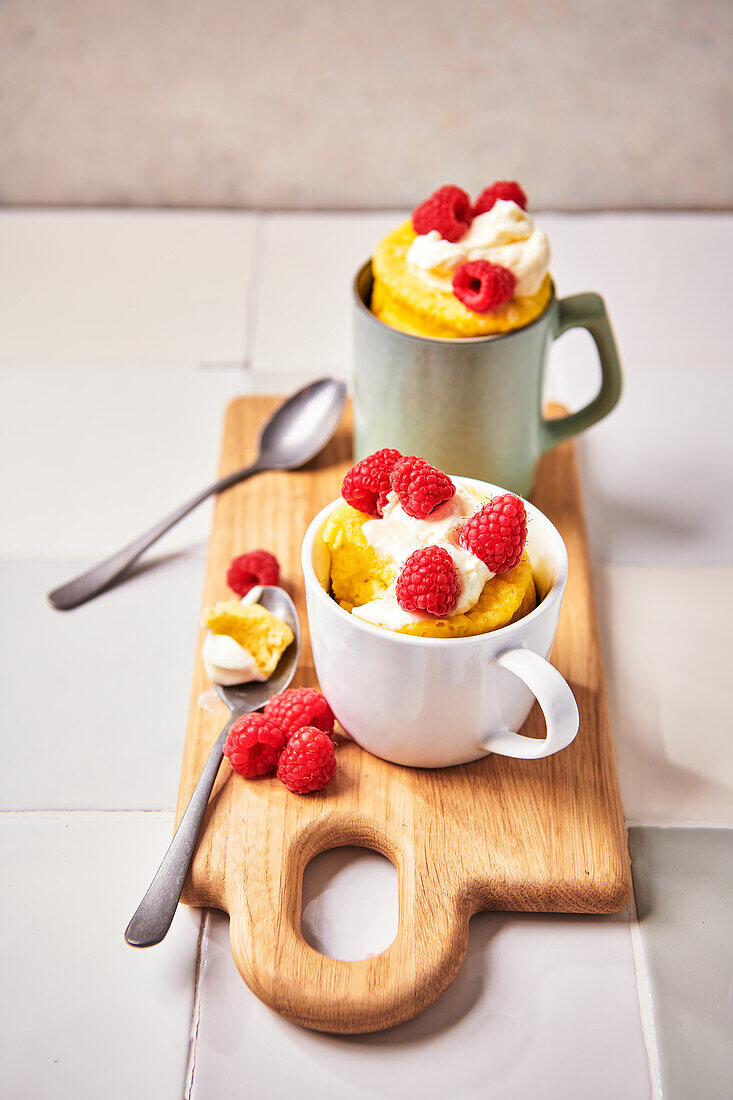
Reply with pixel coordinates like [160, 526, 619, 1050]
[463, 200, 534, 249]
[203, 585, 267, 686]
[352, 484, 491, 631]
[406, 230, 466, 276]
[406, 200, 550, 298]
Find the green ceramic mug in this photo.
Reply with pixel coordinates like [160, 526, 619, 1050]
[353, 262, 622, 496]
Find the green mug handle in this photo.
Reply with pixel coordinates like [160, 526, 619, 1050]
[538, 292, 622, 453]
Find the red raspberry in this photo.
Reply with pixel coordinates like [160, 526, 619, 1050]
[460, 493, 528, 574]
[452, 260, 516, 314]
[396, 546, 458, 617]
[222, 713, 286, 779]
[341, 448, 402, 517]
[390, 456, 455, 519]
[227, 549, 280, 596]
[264, 686, 335, 740]
[412, 185, 473, 243]
[473, 180, 528, 216]
[277, 726, 336, 794]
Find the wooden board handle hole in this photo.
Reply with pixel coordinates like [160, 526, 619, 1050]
[301, 846, 399, 961]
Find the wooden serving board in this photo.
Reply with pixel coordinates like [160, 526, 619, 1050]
[176, 396, 630, 1035]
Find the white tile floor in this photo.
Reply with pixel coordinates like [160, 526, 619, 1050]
[2, 209, 731, 1098]
[0, 557, 206, 810]
[0, 813, 201, 1100]
[0, 211, 258, 367]
[597, 564, 733, 825]
[192, 904, 651, 1100]
[539, 213, 733, 372]
[250, 213, 400, 374]
[628, 828, 733, 1100]
[579, 370, 733, 565]
[1, 364, 246, 559]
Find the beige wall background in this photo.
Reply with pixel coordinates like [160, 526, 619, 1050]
[0, 0, 730, 210]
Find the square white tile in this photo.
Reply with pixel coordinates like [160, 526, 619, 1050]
[629, 827, 733, 1100]
[0, 557, 208, 810]
[542, 212, 733, 375]
[596, 563, 733, 824]
[250, 212, 402, 374]
[0, 210, 257, 367]
[578, 366, 733, 564]
[189, 849, 650, 1100]
[0, 812, 200, 1100]
[1, 364, 246, 558]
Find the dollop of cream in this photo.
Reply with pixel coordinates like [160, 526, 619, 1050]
[352, 483, 491, 631]
[406, 230, 467, 275]
[406, 200, 550, 299]
[463, 201, 533, 249]
[202, 585, 266, 686]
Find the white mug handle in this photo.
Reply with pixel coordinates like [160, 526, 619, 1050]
[481, 647, 579, 759]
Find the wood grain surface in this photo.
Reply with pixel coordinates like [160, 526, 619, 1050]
[175, 396, 630, 1034]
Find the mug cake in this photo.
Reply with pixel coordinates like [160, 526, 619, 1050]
[371, 180, 552, 338]
[323, 449, 536, 639]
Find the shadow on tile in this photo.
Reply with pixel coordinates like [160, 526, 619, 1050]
[594, 569, 733, 824]
[192, 900, 649, 1100]
[629, 827, 733, 1100]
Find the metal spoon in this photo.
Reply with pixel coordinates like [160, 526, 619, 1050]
[125, 586, 300, 948]
[48, 377, 347, 610]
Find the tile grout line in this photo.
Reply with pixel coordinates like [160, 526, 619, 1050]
[240, 211, 266, 374]
[624, 819, 733, 829]
[627, 886, 663, 1100]
[0, 808, 176, 818]
[184, 910, 210, 1100]
[192, 208, 262, 372]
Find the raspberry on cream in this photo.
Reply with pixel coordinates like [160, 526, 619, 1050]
[407, 199, 550, 300]
[473, 180, 528, 215]
[453, 260, 516, 313]
[396, 546, 458, 616]
[352, 483, 492, 630]
[463, 200, 534, 249]
[411, 184, 473, 242]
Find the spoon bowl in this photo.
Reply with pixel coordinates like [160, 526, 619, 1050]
[125, 586, 301, 948]
[257, 377, 348, 469]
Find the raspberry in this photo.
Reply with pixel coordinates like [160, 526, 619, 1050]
[227, 550, 280, 597]
[222, 713, 286, 779]
[396, 546, 458, 617]
[452, 260, 516, 314]
[341, 448, 402, 517]
[412, 185, 472, 243]
[473, 180, 528, 216]
[264, 686, 335, 740]
[460, 493, 528, 574]
[390, 456, 455, 519]
[277, 726, 336, 794]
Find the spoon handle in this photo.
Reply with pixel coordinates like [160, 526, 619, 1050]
[47, 462, 261, 611]
[125, 713, 239, 948]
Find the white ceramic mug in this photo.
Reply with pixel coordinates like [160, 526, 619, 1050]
[301, 478, 579, 768]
